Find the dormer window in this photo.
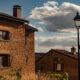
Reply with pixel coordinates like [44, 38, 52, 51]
[0, 30, 9, 40]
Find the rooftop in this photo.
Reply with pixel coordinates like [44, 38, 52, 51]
[36, 49, 78, 62]
[0, 12, 29, 23]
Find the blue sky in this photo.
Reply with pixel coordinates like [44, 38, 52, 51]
[0, 0, 80, 52]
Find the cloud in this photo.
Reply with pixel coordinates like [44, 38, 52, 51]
[38, 27, 44, 32]
[29, 1, 80, 33]
[35, 36, 77, 52]
[44, 1, 58, 7]
[58, 28, 76, 33]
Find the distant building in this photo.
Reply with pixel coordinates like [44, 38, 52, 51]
[0, 5, 37, 75]
[35, 53, 45, 61]
[36, 47, 78, 80]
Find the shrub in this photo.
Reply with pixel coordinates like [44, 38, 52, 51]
[48, 72, 69, 80]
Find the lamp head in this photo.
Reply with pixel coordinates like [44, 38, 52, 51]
[74, 12, 80, 28]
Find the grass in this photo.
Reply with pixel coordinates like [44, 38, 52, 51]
[0, 72, 57, 80]
[0, 68, 68, 80]
[22, 73, 57, 80]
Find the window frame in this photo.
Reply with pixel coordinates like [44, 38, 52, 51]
[0, 54, 10, 67]
[0, 30, 10, 40]
[53, 63, 64, 72]
[56, 63, 64, 72]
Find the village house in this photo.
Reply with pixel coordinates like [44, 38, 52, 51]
[35, 47, 78, 80]
[0, 5, 37, 75]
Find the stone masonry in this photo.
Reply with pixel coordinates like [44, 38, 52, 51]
[0, 15, 36, 75]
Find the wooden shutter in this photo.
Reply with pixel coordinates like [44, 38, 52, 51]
[61, 63, 64, 72]
[3, 55, 8, 67]
[8, 55, 10, 67]
[3, 31, 9, 40]
[2, 54, 10, 67]
[53, 64, 56, 72]
[6, 31, 9, 40]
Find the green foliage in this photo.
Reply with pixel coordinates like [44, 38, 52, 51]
[48, 72, 69, 80]
[0, 67, 22, 80]
[9, 67, 22, 80]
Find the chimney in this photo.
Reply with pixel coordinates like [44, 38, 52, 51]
[71, 47, 76, 55]
[13, 5, 21, 18]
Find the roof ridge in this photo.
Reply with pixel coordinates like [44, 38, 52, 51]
[53, 50, 78, 60]
[0, 12, 29, 23]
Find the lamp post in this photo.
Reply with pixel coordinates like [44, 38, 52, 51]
[74, 12, 80, 80]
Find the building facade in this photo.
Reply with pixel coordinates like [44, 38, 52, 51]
[0, 5, 37, 75]
[36, 47, 78, 80]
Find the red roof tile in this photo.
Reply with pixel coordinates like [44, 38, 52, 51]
[36, 49, 78, 62]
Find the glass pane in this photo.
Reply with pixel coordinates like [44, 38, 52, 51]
[3, 31, 6, 37]
[0, 56, 2, 65]
[0, 31, 3, 38]
[57, 64, 61, 71]
[75, 21, 80, 28]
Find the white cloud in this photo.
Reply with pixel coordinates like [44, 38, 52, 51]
[29, 1, 80, 33]
[35, 36, 77, 52]
[44, 1, 58, 7]
[38, 27, 44, 32]
[58, 28, 76, 33]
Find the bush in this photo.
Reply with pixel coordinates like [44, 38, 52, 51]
[48, 72, 69, 80]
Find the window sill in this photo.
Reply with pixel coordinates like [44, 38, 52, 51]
[0, 66, 11, 69]
[0, 39, 10, 42]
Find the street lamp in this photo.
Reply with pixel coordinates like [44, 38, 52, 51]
[74, 12, 80, 80]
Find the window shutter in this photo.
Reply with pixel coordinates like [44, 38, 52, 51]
[3, 55, 8, 67]
[53, 64, 56, 72]
[8, 55, 10, 67]
[61, 63, 64, 72]
[6, 31, 9, 40]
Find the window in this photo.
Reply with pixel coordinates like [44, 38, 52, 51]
[53, 63, 64, 72]
[40, 66, 43, 71]
[54, 57, 60, 62]
[0, 54, 10, 67]
[56, 64, 61, 71]
[0, 30, 9, 40]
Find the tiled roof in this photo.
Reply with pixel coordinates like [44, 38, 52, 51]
[53, 49, 78, 60]
[0, 12, 29, 23]
[36, 49, 78, 62]
[0, 12, 38, 31]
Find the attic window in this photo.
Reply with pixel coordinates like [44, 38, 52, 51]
[0, 30, 9, 40]
[54, 57, 60, 62]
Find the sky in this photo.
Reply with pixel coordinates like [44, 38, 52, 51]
[0, 0, 80, 52]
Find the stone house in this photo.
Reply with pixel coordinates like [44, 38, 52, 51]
[0, 5, 37, 75]
[36, 47, 78, 80]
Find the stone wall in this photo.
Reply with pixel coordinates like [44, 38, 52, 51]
[0, 18, 35, 74]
